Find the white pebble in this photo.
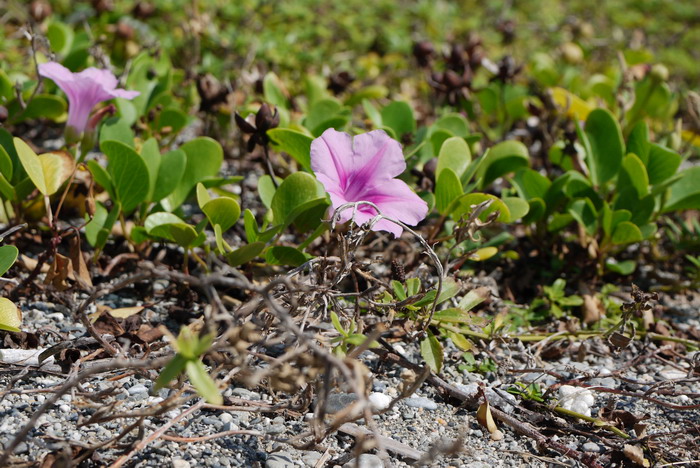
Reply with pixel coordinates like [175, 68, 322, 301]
[368, 392, 392, 411]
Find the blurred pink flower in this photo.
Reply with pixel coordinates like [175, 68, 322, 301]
[311, 128, 428, 237]
[38, 62, 139, 136]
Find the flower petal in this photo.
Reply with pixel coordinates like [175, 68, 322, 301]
[310, 128, 352, 189]
[364, 178, 428, 236]
[38, 62, 76, 90]
[350, 130, 406, 179]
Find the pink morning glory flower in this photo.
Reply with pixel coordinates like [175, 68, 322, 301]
[311, 128, 428, 237]
[38, 62, 139, 137]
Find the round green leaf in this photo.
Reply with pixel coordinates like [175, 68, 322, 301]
[271, 172, 326, 227]
[152, 149, 186, 203]
[102, 140, 150, 213]
[0, 245, 18, 277]
[202, 197, 241, 232]
[611, 221, 643, 245]
[380, 101, 415, 137]
[0, 297, 21, 332]
[476, 140, 530, 189]
[437, 136, 471, 179]
[227, 242, 266, 267]
[268, 128, 313, 172]
[582, 108, 624, 185]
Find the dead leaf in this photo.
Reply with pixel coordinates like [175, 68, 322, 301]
[582, 294, 603, 324]
[109, 306, 145, 319]
[476, 400, 502, 440]
[44, 254, 72, 290]
[623, 444, 650, 467]
[68, 235, 92, 288]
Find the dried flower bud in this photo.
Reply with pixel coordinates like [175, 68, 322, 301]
[91, 0, 114, 14]
[132, 1, 156, 19]
[29, 0, 52, 22]
[196, 73, 229, 112]
[0, 105, 7, 123]
[446, 44, 467, 71]
[116, 22, 134, 40]
[497, 19, 516, 44]
[328, 71, 354, 95]
[235, 113, 256, 134]
[444, 69, 463, 89]
[255, 103, 279, 132]
[561, 42, 583, 64]
[412, 40, 434, 68]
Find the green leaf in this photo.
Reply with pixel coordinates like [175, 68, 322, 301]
[7, 95, 66, 124]
[568, 198, 598, 235]
[0, 245, 18, 276]
[446, 331, 473, 351]
[0, 139, 13, 181]
[185, 359, 223, 405]
[434, 113, 470, 138]
[201, 196, 241, 232]
[85, 201, 119, 249]
[619, 153, 649, 197]
[436, 136, 471, 179]
[627, 121, 650, 165]
[611, 221, 644, 245]
[263, 72, 288, 109]
[433, 307, 475, 324]
[437, 278, 461, 304]
[271, 172, 326, 227]
[663, 166, 700, 212]
[362, 99, 383, 128]
[99, 116, 135, 147]
[458, 288, 489, 311]
[168, 223, 202, 248]
[102, 140, 149, 213]
[243, 209, 259, 242]
[47, 21, 75, 56]
[405, 278, 421, 297]
[0, 297, 21, 332]
[502, 197, 530, 221]
[145, 212, 185, 236]
[380, 101, 415, 137]
[140, 138, 161, 202]
[512, 168, 551, 200]
[14, 138, 74, 196]
[345, 85, 388, 107]
[582, 108, 624, 185]
[391, 280, 407, 301]
[430, 129, 455, 157]
[476, 140, 530, 189]
[152, 149, 186, 202]
[264, 246, 309, 267]
[605, 258, 637, 275]
[87, 160, 114, 199]
[420, 331, 443, 373]
[227, 242, 266, 267]
[164, 137, 223, 211]
[522, 198, 546, 223]
[646, 143, 681, 185]
[304, 98, 350, 136]
[154, 354, 188, 391]
[435, 168, 463, 215]
[157, 108, 188, 134]
[258, 175, 281, 209]
[330, 311, 347, 336]
[268, 128, 313, 171]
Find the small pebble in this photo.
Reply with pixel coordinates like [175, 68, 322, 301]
[342, 454, 384, 468]
[403, 397, 438, 410]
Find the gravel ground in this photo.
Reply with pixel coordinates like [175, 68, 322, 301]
[1, 286, 699, 467]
